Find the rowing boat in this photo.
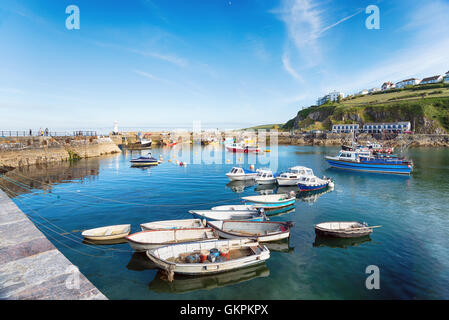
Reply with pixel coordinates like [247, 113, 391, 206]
[127, 228, 218, 252]
[242, 193, 296, 208]
[314, 221, 380, 238]
[81, 224, 131, 241]
[188, 209, 268, 221]
[206, 220, 292, 242]
[146, 238, 270, 276]
[140, 219, 205, 231]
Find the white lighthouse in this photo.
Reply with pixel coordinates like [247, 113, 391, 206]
[113, 121, 119, 135]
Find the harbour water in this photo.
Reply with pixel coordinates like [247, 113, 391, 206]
[0, 145, 448, 299]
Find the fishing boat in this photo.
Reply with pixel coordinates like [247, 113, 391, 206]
[206, 220, 292, 242]
[242, 193, 296, 209]
[225, 167, 258, 181]
[211, 204, 256, 211]
[297, 175, 334, 192]
[225, 143, 261, 153]
[140, 219, 206, 231]
[188, 209, 268, 222]
[81, 224, 131, 241]
[146, 238, 270, 276]
[314, 221, 380, 238]
[126, 228, 218, 252]
[276, 166, 314, 186]
[325, 149, 413, 174]
[254, 168, 278, 185]
[130, 152, 160, 166]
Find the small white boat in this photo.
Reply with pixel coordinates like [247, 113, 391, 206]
[297, 175, 334, 192]
[81, 224, 131, 241]
[315, 221, 380, 238]
[146, 238, 270, 276]
[276, 166, 314, 186]
[225, 167, 258, 181]
[189, 209, 268, 221]
[254, 168, 278, 185]
[207, 220, 292, 242]
[211, 204, 256, 211]
[242, 193, 296, 208]
[127, 228, 218, 252]
[140, 219, 206, 231]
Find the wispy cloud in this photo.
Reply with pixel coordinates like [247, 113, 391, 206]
[133, 69, 174, 85]
[274, 0, 362, 79]
[282, 53, 303, 82]
[130, 49, 188, 67]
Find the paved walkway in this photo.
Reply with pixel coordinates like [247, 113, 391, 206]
[0, 189, 107, 299]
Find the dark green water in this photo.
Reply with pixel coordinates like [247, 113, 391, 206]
[1, 145, 448, 299]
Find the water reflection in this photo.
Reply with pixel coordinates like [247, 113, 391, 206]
[148, 263, 270, 294]
[297, 187, 333, 204]
[264, 239, 294, 253]
[313, 235, 372, 249]
[0, 159, 102, 197]
[82, 238, 128, 246]
[254, 184, 276, 194]
[126, 252, 158, 271]
[225, 180, 255, 193]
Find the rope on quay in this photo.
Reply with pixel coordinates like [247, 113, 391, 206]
[3, 170, 245, 207]
[0, 180, 135, 255]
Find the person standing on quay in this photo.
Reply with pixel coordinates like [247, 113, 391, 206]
[45, 128, 49, 136]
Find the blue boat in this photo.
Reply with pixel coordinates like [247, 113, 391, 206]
[325, 149, 413, 174]
[297, 176, 333, 192]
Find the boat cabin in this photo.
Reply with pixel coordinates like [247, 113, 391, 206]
[256, 169, 274, 179]
[298, 176, 318, 184]
[229, 167, 245, 174]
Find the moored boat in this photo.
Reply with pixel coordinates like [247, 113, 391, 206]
[188, 209, 268, 221]
[325, 149, 413, 174]
[276, 166, 314, 186]
[254, 168, 278, 185]
[140, 219, 206, 231]
[211, 204, 256, 211]
[81, 224, 131, 241]
[225, 167, 258, 181]
[130, 152, 160, 166]
[206, 220, 292, 242]
[297, 175, 333, 192]
[314, 221, 380, 238]
[146, 238, 270, 276]
[225, 143, 261, 153]
[242, 193, 296, 209]
[127, 228, 218, 252]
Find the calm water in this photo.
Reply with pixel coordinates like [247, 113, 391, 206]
[1, 145, 448, 299]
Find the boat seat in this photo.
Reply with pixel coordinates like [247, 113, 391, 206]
[104, 229, 113, 236]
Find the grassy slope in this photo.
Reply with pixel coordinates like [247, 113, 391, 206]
[283, 83, 449, 132]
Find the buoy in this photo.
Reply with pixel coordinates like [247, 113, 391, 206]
[180, 161, 183, 166]
[226, 159, 230, 163]
[168, 159, 172, 162]
[250, 164, 255, 170]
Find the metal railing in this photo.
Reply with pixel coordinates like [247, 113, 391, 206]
[0, 130, 97, 137]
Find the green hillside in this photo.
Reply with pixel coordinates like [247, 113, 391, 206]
[283, 83, 449, 134]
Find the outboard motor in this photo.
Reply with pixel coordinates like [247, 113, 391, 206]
[258, 208, 269, 221]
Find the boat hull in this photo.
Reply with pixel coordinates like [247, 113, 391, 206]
[325, 157, 413, 174]
[207, 221, 290, 242]
[146, 239, 270, 275]
[315, 227, 373, 238]
[298, 182, 329, 192]
[276, 178, 299, 186]
[226, 173, 257, 181]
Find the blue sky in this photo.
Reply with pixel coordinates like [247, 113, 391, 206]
[0, 0, 448, 131]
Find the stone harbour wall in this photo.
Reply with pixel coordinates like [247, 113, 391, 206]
[0, 136, 121, 169]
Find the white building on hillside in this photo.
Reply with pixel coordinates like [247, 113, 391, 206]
[358, 89, 368, 95]
[317, 91, 345, 106]
[332, 124, 360, 133]
[381, 81, 395, 90]
[444, 71, 449, 83]
[420, 75, 443, 84]
[362, 122, 411, 133]
[395, 78, 421, 89]
[369, 88, 381, 93]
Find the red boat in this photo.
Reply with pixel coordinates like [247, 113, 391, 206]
[225, 143, 261, 153]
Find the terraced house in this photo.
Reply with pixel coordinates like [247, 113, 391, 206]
[420, 75, 443, 84]
[395, 78, 421, 89]
[362, 122, 411, 133]
[332, 124, 360, 133]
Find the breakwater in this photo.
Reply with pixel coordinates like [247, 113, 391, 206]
[0, 136, 120, 169]
[0, 189, 107, 299]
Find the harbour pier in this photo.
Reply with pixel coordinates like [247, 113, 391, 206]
[0, 189, 107, 299]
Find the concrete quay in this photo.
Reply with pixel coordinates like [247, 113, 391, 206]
[0, 189, 107, 300]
